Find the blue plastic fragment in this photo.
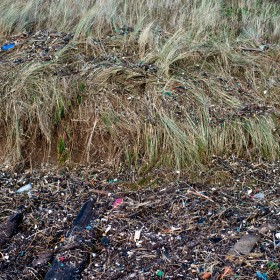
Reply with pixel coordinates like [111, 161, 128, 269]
[256, 271, 268, 280]
[85, 225, 92, 230]
[197, 217, 206, 224]
[1, 43, 15, 51]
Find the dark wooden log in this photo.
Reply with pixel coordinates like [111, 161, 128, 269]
[44, 199, 96, 280]
[0, 212, 23, 248]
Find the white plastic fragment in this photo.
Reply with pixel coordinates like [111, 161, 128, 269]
[253, 192, 265, 199]
[171, 226, 181, 232]
[275, 233, 280, 239]
[247, 189, 252, 195]
[105, 225, 112, 235]
[134, 229, 142, 242]
[16, 183, 32, 193]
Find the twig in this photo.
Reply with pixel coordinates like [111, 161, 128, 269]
[90, 189, 110, 196]
[85, 119, 98, 163]
[239, 47, 263, 52]
[186, 189, 216, 204]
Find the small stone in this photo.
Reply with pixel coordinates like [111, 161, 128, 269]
[101, 236, 110, 246]
[227, 234, 261, 256]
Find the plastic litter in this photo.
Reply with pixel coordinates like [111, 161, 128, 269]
[253, 192, 265, 199]
[108, 178, 119, 183]
[112, 198, 123, 209]
[134, 229, 142, 242]
[162, 91, 172, 96]
[202, 272, 211, 279]
[59, 256, 65, 262]
[156, 270, 163, 277]
[161, 246, 170, 260]
[275, 232, 280, 239]
[197, 217, 206, 224]
[105, 225, 111, 234]
[260, 244, 266, 253]
[220, 266, 233, 278]
[16, 183, 32, 193]
[267, 261, 278, 270]
[256, 271, 268, 280]
[1, 43, 15, 51]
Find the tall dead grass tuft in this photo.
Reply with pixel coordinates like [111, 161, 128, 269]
[0, 0, 279, 172]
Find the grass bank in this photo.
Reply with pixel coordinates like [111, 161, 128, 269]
[0, 0, 279, 174]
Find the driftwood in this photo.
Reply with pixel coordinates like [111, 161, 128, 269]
[0, 212, 23, 248]
[227, 234, 261, 256]
[44, 199, 96, 280]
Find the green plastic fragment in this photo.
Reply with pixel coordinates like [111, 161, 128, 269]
[163, 91, 172, 96]
[108, 179, 120, 183]
[156, 270, 163, 277]
[267, 261, 278, 269]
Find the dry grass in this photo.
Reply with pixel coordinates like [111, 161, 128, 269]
[0, 0, 279, 174]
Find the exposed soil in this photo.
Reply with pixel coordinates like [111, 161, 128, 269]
[0, 157, 279, 279]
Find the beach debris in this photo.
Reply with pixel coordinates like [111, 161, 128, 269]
[219, 266, 233, 278]
[209, 236, 222, 243]
[1, 43, 15, 51]
[45, 199, 96, 280]
[72, 199, 94, 232]
[16, 183, 32, 193]
[267, 261, 278, 270]
[32, 252, 52, 267]
[134, 229, 142, 242]
[101, 236, 110, 246]
[0, 212, 23, 248]
[156, 270, 163, 277]
[197, 217, 206, 224]
[256, 271, 268, 280]
[202, 272, 212, 279]
[105, 224, 112, 235]
[112, 198, 123, 209]
[253, 192, 265, 200]
[227, 234, 261, 256]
